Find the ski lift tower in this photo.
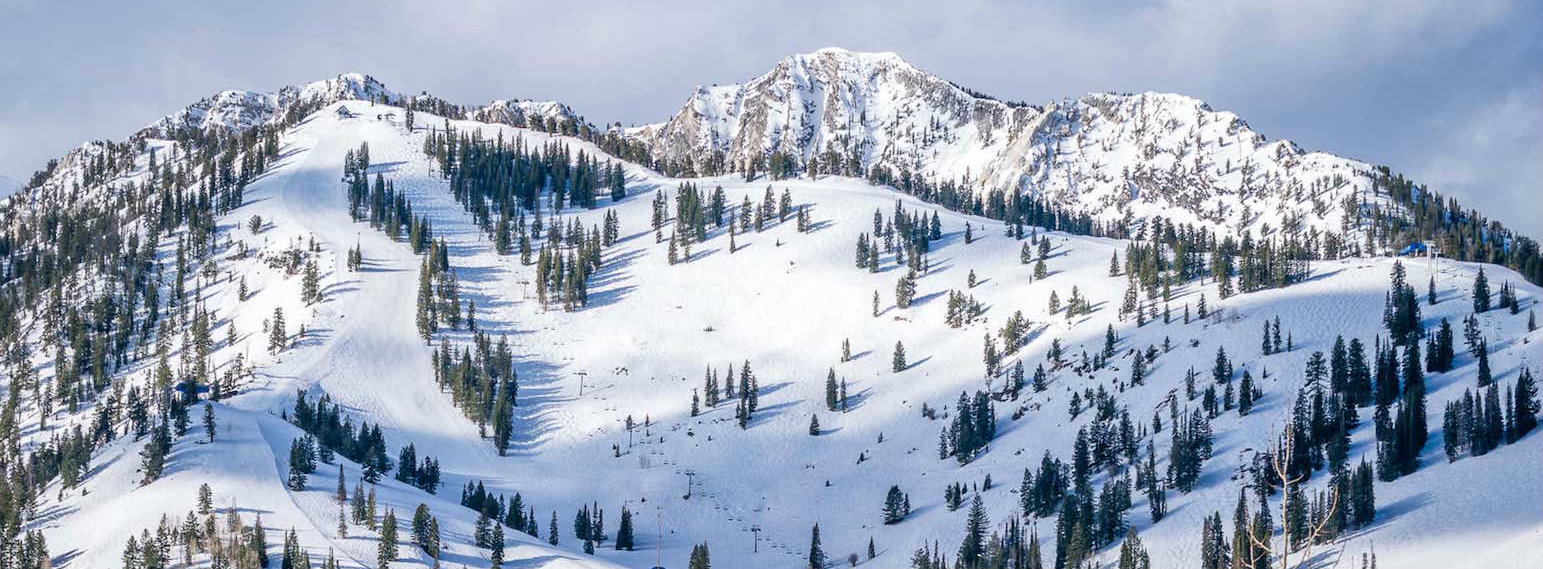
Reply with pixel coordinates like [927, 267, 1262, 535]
[1424, 241, 1439, 274]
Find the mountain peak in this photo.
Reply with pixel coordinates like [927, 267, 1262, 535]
[769, 47, 919, 80]
[293, 72, 395, 104]
[798, 46, 908, 64]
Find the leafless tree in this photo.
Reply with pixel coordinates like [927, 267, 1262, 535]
[1249, 425, 1338, 569]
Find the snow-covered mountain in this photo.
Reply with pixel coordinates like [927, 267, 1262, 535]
[141, 73, 395, 138]
[7, 72, 578, 215]
[0, 51, 1540, 569]
[631, 48, 1377, 238]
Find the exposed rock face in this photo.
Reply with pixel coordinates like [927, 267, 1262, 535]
[632, 48, 1375, 238]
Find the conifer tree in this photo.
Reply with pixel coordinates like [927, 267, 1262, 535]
[958, 495, 988, 568]
[269, 307, 287, 354]
[826, 369, 840, 411]
[1473, 268, 1491, 313]
[1516, 367, 1539, 438]
[203, 403, 217, 442]
[549, 512, 559, 545]
[1476, 340, 1492, 387]
[1117, 529, 1151, 569]
[616, 507, 634, 550]
[490, 522, 505, 568]
[688, 543, 712, 569]
[808, 523, 825, 569]
[377, 510, 398, 569]
[302, 258, 322, 304]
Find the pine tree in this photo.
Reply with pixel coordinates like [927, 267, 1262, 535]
[882, 485, 908, 524]
[269, 307, 287, 354]
[203, 403, 217, 442]
[548, 512, 559, 546]
[140, 422, 170, 484]
[1516, 367, 1539, 438]
[826, 369, 840, 411]
[1473, 268, 1491, 313]
[376, 510, 398, 569]
[808, 524, 826, 569]
[689, 543, 712, 569]
[416, 260, 437, 339]
[302, 258, 322, 304]
[893, 341, 907, 372]
[253, 513, 270, 568]
[287, 446, 308, 491]
[1476, 340, 1492, 387]
[616, 507, 634, 550]
[490, 522, 505, 568]
[958, 495, 988, 568]
[1117, 529, 1151, 569]
[338, 500, 349, 538]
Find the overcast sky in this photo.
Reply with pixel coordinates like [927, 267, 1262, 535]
[3, 0, 1538, 235]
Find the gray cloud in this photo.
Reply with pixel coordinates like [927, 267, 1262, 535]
[2, 0, 1538, 235]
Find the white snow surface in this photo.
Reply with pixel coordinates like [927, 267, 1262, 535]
[8, 98, 1542, 569]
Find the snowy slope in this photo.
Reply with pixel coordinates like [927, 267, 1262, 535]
[406, 111, 1543, 568]
[27, 104, 622, 569]
[4, 65, 1541, 569]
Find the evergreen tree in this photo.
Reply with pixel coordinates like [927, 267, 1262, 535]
[826, 369, 840, 411]
[253, 513, 270, 568]
[549, 512, 559, 545]
[1516, 368, 1539, 438]
[616, 507, 635, 550]
[882, 485, 908, 524]
[1473, 268, 1491, 313]
[689, 543, 712, 569]
[140, 422, 171, 484]
[203, 403, 217, 442]
[377, 510, 398, 569]
[1117, 529, 1151, 569]
[270, 307, 287, 353]
[490, 523, 505, 568]
[808, 524, 825, 569]
[958, 495, 988, 568]
[302, 258, 322, 304]
[1476, 340, 1492, 387]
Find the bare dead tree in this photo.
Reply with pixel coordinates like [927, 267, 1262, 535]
[1250, 425, 1339, 569]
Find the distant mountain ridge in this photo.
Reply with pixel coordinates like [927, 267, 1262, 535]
[7, 49, 1539, 284]
[627, 47, 1381, 240]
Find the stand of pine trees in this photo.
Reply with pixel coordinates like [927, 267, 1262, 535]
[287, 388, 443, 491]
[461, 480, 541, 540]
[430, 333, 519, 452]
[117, 484, 292, 569]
